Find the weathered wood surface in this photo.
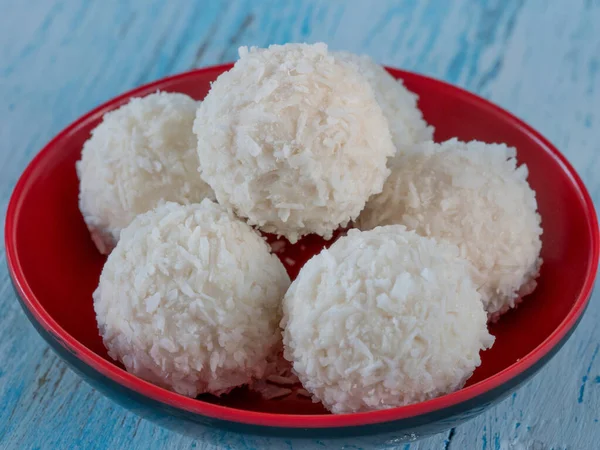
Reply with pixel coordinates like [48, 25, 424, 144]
[0, 1, 599, 448]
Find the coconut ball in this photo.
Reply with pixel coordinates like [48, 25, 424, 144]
[193, 43, 396, 243]
[357, 139, 543, 319]
[282, 226, 494, 414]
[333, 51, 433, 150]
[77, 91, 215, 254]
[94, 200, 290, 397]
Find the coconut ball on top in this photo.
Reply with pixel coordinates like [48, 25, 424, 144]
[193, 43, 395, 244]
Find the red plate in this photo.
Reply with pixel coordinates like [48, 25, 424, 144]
[5, 64, 599, 435]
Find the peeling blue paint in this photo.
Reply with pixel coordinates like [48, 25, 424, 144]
[328, 4, 345, 38]
[301, 3, 312, 37]
[578, 345, 599, 403]
[482, 426, 488, 450]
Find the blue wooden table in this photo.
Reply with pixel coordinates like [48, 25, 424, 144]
[1, 1, 599, 449]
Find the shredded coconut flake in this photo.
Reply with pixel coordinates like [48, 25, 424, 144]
[269, 240, 287, 253]
[266, 374, 300, 386]
[297, 388, 312, 398]
[253, 381, 294, 400]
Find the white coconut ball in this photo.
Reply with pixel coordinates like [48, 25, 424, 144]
[193, 43, 396, 243]
[77, 91, 215, 254]
[357, 139, 543, 319]
[333, 51, 434, 151]
[282, 226, 494, 414]
[94, 200, 290, 397]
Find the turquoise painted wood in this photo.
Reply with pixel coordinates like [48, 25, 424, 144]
[1, 0, 599, 448]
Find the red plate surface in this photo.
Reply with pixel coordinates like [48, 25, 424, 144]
[5, 64, 599, 427]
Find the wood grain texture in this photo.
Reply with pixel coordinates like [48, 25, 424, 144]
[1, 0, 599, 448]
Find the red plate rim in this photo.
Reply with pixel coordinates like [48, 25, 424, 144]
[5, 64, 600, 429]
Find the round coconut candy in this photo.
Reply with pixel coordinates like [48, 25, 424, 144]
[356, 139, 543, 320]
[333, 51, 434, 151]
[282, 226, 494, 414]
[77, 91, 215, 254]
[193, 43, 395, 244]
[94, 200, 290, 397]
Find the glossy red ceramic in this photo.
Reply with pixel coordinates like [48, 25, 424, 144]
[5, 64, 599, 441]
